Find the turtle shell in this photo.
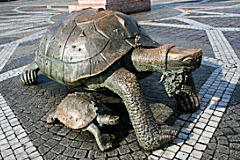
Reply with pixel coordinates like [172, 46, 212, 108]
[56, 93, 97, 129]
[35, 8, 159, 85]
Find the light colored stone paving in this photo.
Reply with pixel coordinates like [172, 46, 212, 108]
[0, 94, 43, 160]
[0, 65, 29, 83]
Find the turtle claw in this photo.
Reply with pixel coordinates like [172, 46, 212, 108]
[176, 92, 200, 113]
[46, 111, 57, 123]
[139, 127, 177, 151]
[98, 142, 112, 151]
[157, 125, 177, 147]
[157, 130, 177, 148]
[108, 115, 119, 125]
[159, 124, 178, 136]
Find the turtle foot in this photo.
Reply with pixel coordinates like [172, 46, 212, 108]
[46, 111, 57, 123]
[107, 115, 119, 125]
[20, 70, 38, 85]
[139, 125, 177, 151]
[175, 72, 200, 113]
[99, 142, 112, 152]
[176, 91, 200, 113]
[97, 115, 120, 126]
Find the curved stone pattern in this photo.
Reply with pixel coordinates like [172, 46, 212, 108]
[0, 0, 239, 159]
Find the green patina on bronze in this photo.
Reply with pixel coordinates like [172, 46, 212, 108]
[20, 8, 202, 151]
[160, 70, 187, 97]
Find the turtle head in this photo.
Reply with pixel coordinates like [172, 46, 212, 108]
[162, 46, 202, 112]
[166, 46, 202, 72]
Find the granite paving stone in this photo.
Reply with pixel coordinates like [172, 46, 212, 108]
[180, 144, 193, 153]
[4, 154, 15, 160]
[186, 138, 197, 146]
[175, 151, 189, 160]
[162, 150, 175, 159]
[190, 150, 203, 159]
[38, 145, 51, 155]
[74, 149, 88, 159]
[51, 144, 66, 154]
[194, 143, 207, 151]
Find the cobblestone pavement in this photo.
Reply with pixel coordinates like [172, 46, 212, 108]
[0, 0, 239, 159]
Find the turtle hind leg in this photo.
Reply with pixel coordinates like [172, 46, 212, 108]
[86, 123, 112, 151]
[104, 68, 177, 150]
[20, 62, 39, 85]
[97, 115, 119, 126]
[46, 111, 57, 123]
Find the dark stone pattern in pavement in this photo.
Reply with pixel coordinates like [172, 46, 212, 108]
[17, 7, 62, 14]
[142, 25, 215, 58]
[0, 6, 17, 11]
[203, 82, 240, 160]
[185, 13, 210, 16]
[0, 61, 212, 159]
[0, 37, 19, 45]
[205, 8, 240, 14]
[0, 12, 32, 17]
[201, 1, 240, 7]
[0, 39, 40, 74]
[189, 17, 240, 28]
[152, 19, 189, 25]
[0, 53, 35, 74]
[223, 31, 240, 60]
[131, 7, 181, 22]
[0, 30, 41, 42]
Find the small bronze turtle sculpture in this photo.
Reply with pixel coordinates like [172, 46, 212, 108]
[47, 92, 119, 151]
[21, 8, 202, 151]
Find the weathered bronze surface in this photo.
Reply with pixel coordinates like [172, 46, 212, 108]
[20, 8, 202, 151]
[47, 92, 119, 151]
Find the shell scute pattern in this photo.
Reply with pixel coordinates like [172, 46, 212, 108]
[57, 94, 97, 129]
[35, 8, 155, 84]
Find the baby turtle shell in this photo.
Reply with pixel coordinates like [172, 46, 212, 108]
[56, 93, 97, 129]
[35, 8, 159, 85]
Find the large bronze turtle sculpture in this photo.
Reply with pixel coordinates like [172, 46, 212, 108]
[20, 8, 202, 151]
[46, 92, 119, 151]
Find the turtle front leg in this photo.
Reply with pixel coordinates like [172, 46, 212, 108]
[20, 62, 39, 85]
[161, 70, 200, 112]
[46, 111, 57, 123]
[175, 73, 200, 112]
[104, 68, 176, 151]
[131, 44, 202, 112]
[86, 123, 112, 151]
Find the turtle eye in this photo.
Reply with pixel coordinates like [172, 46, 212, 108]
[182, 57, 193, 63]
